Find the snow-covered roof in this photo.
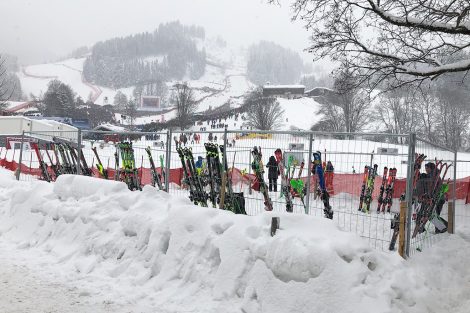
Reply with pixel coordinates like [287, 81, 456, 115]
[93, 123, 128, 132]
[263, 84, 305, 89]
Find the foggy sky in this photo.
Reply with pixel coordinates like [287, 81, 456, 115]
[0, 0, 315, 65]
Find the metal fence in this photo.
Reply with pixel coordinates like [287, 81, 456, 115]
[6, 129, 462, 257]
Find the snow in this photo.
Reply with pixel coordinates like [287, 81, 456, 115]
[18, 58, 134, 105]
[0, 167, 469, 312]
[277, 97, 322, 130]
[16, 38, 253, 121]
[263, 84, 305, 89]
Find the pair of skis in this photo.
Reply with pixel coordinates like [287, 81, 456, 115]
[251, 146, 273, 211]
[290, 161, 306, 211]
[412, 160, 451, 238]
[145, 146, 165, 190]
[117, 142, 142, 191]
[274, 149, 294, 213]
[92, 147, 109, 179]
[389, 153, 426, 251]
[31, 142, 51, 182]
[313, 151, 334, 219]
[177, 147, 208, 207]
[376, 167, 397, 213]
[358, 164, 378, 213]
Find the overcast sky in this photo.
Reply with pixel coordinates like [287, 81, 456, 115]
[1, 0, 318, 66]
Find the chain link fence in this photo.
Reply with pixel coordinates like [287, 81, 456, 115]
[5, 129, 462, 257]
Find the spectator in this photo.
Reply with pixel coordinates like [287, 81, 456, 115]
[326, 161, 334, 172]
[325, 161, 334, 192]
[214, 135, 218, 141]
[208, 133, 213, 142]
[266, 155, 280, 192]
[195, 156, 204, 175]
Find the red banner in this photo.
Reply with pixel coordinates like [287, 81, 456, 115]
[2, 158, 470, 202]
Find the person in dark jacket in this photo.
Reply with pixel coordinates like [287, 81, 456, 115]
[266, 155, 280, 192]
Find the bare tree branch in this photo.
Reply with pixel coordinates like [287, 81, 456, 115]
[244, 88, 285, 130]
[272, 0, 470, 89]
[173, 82, 198, 130]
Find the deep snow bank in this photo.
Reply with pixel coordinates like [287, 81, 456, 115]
[0, 169, 469, 313]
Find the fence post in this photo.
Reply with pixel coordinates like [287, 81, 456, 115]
[223, 127, 228, 170]
[305, 133, 313, 214]
[398, 201, 407, 258]
[75, 129, 82, 175]
[16, 131, 25, 181]
[449, 150, 457, 234]
[164, 129, 172, 192]
[405, 133, 416, 258]
[248, 151, 252, 195]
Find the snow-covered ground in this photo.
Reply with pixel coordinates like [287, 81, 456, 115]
[0, 168, 469, 312]
[18, 58, 134, 105]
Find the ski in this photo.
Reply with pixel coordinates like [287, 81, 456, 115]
[117, 142, 142, 191]
[185, 147, 208, 207]
[204, 142, 220, 207]
[44, 144, 60, 180]
[389, 154, 425, 251]
[274, 148, 294, 213]
[251, 146, 273, 211]
[382, 168, 397, 213]
[412, 162, 451, 238]
[376, 167, 388, 213]
[313, 151, 333, 219]
[358, 166, 369, 211]
[362, 164, 378, 213]
[290, 160, 307, 212]
[159, 155, 166, 189]
[220, 145, 246, 214]
[145, 146, 164, 190]
[92, 147, 109, 179]
[32, 143, 51, 182]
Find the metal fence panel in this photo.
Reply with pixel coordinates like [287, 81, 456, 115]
[6, 128, 464, 256]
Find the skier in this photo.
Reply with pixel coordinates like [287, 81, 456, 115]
[415, 163, 440, 198]
[266, 155, 279, 192]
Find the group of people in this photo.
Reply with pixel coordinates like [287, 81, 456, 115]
[173, 133, 202, 148]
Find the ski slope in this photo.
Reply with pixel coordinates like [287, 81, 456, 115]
[0, 168, 469, 313]
[18, 58, 134, 105]
[17, 38, 253, 114]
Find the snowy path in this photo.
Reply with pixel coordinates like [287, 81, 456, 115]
[0, 242, 154, 313]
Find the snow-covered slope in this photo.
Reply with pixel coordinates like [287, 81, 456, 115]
[0, 168, 469, 312]
[17, 38, 252, 111]
[18, 58, 134, 105]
